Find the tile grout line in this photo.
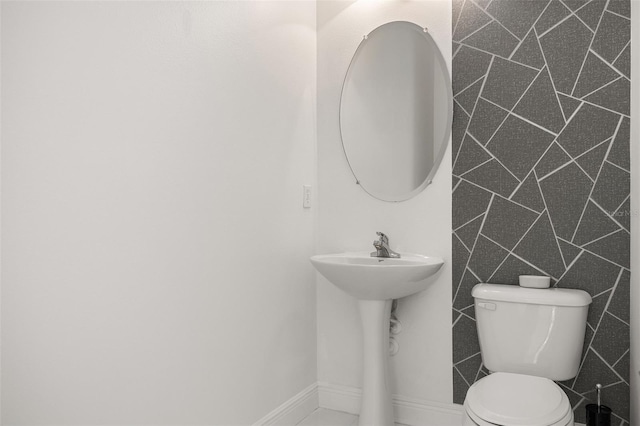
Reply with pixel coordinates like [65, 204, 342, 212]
[570, 267, 623, 389]
[451, 0, 467, 43]
[506, 65, 545, 116]
[452, 100, 471, 170]
[572, 0, 597, 14]
[532, 169, 572, 273]
[473, 99, 510, 147]
[591, 346, 629, 385]
[481, 94, 559, 138]
[454, 350, 482, 367]
[507, 0, 554, 62]
[487, 231, 555, 281]
[452, 58, 493, 170]
[506, 171, 541, 210]
[456, 177, 536, 216]
[458, 154, 492, 177]
[591, 285, 614, 299]
[453, 211, 486, 232]
[574, 137, 612, 161]
[524, 140, 570, 182]
[458, 18, 496, 46]
[578, 228, 625, 249]
[453, 211, 485, 233]
[575, 161, 598, 185]
[607, 310, 630, 328]
[553, 243, 586, 285]
[580, 97, 631, 118]
[606, 9, 631, 21]
[454, 230, 473, 254]
[534, 9, 573, 119]
[507, 27, 534, 62]
[454, 98, 473, 118]
[533, 13, 579, 129]
[589, 194, 630, 231]
[590, 195, 627, 228]
[458, 42, 541, 71]
[611, 194, 631, 223]
[457, 309, 477, 324]
[605, 158, 631, 174]
[570, 0, 609, 97]
[480, 211, 564, 283]
[452, 264, 473, 307]
[570, 139, 613, 184]
[490, 17, 522, 44]
[580, 246, 630, 271]
[453, 42, 463, 58]
[591, 268, 624, 343]
[536, 138, 609, 184]
[472, 362, 485, 384]
[540, 0, 597, 42]
[589, 46, 626, 79]
[577, 75, 626, 100]
[452, 177, 463, 194]
[526, 21, 569, 128]
[504, 189, 545, 215]
[538, 6, 577, 39]
[568, 115, 621, 243]
[457, 57, 534, 186]
[542, 62, 571, 128]
[454, 74, 487, 115]
[453, 364, 472, 388]
[452, 311, 464, 328]
[560, 95, 584, 123]
[573, 12, 599, 38]
[452, 194, 495, 302]
[509, 108, 560, 137]
[467, 57, 494, 125]
[476, 0, 522, 42]
[468, 268, 483, 283]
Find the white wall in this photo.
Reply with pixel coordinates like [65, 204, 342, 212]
[0, 2, 317, 424]
[630, 1, 639, 424]
[316, 0, 453, 404]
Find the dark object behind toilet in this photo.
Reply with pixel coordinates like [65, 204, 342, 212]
[586, 403, 611, 426]
[586, 384, 611, 426]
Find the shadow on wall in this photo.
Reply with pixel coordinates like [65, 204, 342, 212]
[450, 0, 630, 424]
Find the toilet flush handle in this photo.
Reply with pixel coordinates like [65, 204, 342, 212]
[477, 301, 496, 311]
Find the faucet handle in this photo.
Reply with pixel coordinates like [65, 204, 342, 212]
[376, 232, 389, 244]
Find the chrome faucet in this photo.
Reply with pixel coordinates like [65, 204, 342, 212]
[370, 232, 401, 258]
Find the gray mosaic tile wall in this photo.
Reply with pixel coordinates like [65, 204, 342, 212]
[451, 0, 631, 423]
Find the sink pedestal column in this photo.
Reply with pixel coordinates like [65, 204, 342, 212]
[357, 299, 394, 426]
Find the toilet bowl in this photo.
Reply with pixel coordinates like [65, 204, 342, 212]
[462, 284, 591, 426]
[462, 372, 573, 426]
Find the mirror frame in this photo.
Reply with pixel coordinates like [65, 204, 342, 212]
[339, 21, 453, 202]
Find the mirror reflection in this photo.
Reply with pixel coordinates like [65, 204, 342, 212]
[340, 21, 452, 202]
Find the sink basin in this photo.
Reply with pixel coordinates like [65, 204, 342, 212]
[310, 251, 444, 425]
[310, 252, 444, 300]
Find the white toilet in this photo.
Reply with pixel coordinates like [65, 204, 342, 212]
[463, 283, 592, 426]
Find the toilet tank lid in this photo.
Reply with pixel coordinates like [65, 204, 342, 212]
[472, 283, 592, 307]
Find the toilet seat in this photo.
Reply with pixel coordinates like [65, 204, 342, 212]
[464, 372, 573, 426]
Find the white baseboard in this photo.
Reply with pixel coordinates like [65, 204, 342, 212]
[253, 381, 584, 426]
[317, 382, 465, 426]
[253, 383, 319, 426]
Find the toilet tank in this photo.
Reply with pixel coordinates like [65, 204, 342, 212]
[472, 283, 592, 381]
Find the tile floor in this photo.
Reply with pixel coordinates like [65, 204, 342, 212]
[296, 408, 358, 426]
[296, 408, 408, 426]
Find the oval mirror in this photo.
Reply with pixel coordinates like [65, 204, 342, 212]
[340, 21, 452, 202]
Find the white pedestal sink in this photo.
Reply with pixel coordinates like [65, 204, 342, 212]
[310, 252, 444, 426]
